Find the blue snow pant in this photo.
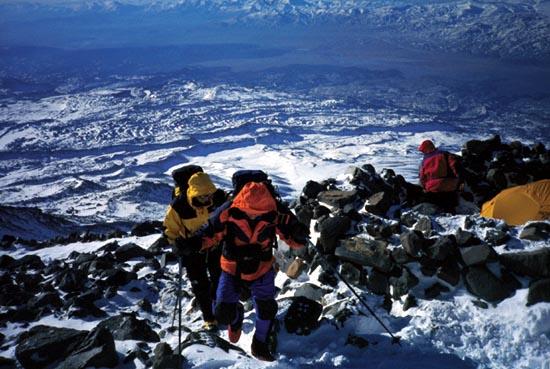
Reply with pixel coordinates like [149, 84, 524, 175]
[215, 269, 277, 343]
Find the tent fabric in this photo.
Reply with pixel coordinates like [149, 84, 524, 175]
[481, 179, 550, 226]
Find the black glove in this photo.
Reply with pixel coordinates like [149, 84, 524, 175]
[173, 235, 202, 257]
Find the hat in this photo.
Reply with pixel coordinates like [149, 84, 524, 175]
[418, 140, 436, 154]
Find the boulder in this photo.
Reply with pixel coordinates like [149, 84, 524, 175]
[427, 235, 456, 261]
[335, 238, 392, 273]
[96, 313, 160, 342]
[486, 168, 507, 189]
[180, 330, 245, 354]
[293, 283, 326, 302]
[1, 235, 16, 249]
[459, 244, 497, 266]
[389, 267, 419, 299]
[437, 260, 461, 286]
[148, 236, 169, 255]
[463, 266, 513, 302]
[318, 190, 358, 209]
[403, 294, 417, 311]
[0, 283, 34, 306]
[100, 268, 138, 287]
[413, 217, 433, 234]
[151, 342, 186, 369]
[286, 258, 307, 279]
[284, 296, 323, 336]
[526, 279, 550, 306]
[313, 205, 331, 219]
[115, 243, 153, 262]
[28, 292, 63, 311]
[340, 262, 361, 285]
[499, 248, 550, 278]
[366, 269, 389, 295]
[302, 180, 325, 199]
[484, 229, 510, 246]
[346, 334, 369, 349]
[317, 216, 351, 254]
[364, 191, 393, 217]
[455, 228, 482, 247]
[400, 231, 425, 258]
[55, 269, 88, 293]
[295, 206, 313, 229]
[425, 283, 450, 299]
[519, 222, 550, 241]
[15, 325, 87, 369]
[412, 203, 442, 216]
[13, 255, 45, 270]
[53, 328, 118, 369]
[131, 221, 162, 237]
[0, 357, 16, 369]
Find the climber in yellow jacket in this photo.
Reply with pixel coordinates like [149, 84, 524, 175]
[163, 171, 226, 330]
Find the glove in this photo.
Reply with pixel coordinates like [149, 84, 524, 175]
[173, 235, 202, 257]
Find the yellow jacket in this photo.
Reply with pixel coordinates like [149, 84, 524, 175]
[163, 172, 217, 242]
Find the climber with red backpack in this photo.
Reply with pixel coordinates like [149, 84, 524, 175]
[186, 170, 309, 361]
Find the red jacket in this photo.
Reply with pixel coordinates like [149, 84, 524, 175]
[420, 149, 461, 192]
[201, 182, 305, 281]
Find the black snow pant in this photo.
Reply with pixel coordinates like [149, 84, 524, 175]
[182, 248, 222, 322]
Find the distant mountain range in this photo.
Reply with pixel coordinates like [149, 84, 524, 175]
[1, 0, 549, 61]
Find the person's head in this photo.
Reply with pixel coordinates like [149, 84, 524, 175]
[232, 182, 277, 215]
[418, 139, 436, 154]
[187, 172, 216, 208]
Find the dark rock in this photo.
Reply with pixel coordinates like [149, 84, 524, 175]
[28, 292, 63, 311]
[148, 236, 169, 255]
[437, 260, 461, 286]
[317, 216, 351, 254]
[1, 306, 43, 323]
[365, 223, 395, 239]
[55, 269, 88, 293]
[366, 269, 389, 295]
[151, 342, 184, 369]
[0, 283, 33, 306]
[318, 270, 338, 287]
[302, 180, 326, 199]
[14, 255, 45, 270]
[425, 283, 450, 299]
[527, 279, 550, 306]
[400, 211, 418, 227]
[284, 296, 323, 336]
[364, 191, 393, 217]
[15, 325, 87, 369]
[484, 229, 510, 246]
[400, 230, 425, 258]
[382, 294, 392, 312]
[346, 334, 369, 348]
[403, 294, 417, 311]
[463, 266, 514, 302]
[340, 262, 361, 285]
[318, 190, 358, 209]
[472, 300, 489, 309]
[1, 235, 16, 248]
[295, 206, 313, 229]
[519, 222, 550, 241]
[123, 347, 149, 365]
[412, 203, 442, 216]
[101, 268, 137, 287]
[389, 267, 419, 299]
[486, 168, 507, 190]
[335, 238, 392, 273]
[115, 243, 153, 262]
[427, 235, 456, 261]
[499, 248, 550, 278]
[131, 221, 163, 237]
[138, 299, 153, 313]
[0, 357, 16, 369]
[54, 327, 118, 369]
[313, 205, 331, 219]
[0, 255, 15, 269]
[413, 217, 433, 234]
[390, 247, 411, 264]
[96, 313, 160, 342]
[459, 244, 497, 266]
[67, 289, 106, 319]
[455, 228, 482, 247]
[15, 273, 43, 293]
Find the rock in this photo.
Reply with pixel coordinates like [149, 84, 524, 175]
[400, 211, 418, 227]
[499, 248, 550, 278]
[131, 221, 162, 237]
[123, 347, 150, 365]
[286, 258, 307, 279]
[96, 313, 160, 342]
[346, 334, 369, 349]
[0, 255, 15, 269]
[412, 203, 442, 216]
[459, 244, 497, 266]
[335, 238, 392, 273]
[54, 328, 118, 369]
[463, 266, 513, 302]
[180, 331, 245, 355]
[295, 206, 313, 229]
[148, 236, 169, 255]
[365, 222, 396, 239]
[463, 135, 501, 157]
[101, 268, 137, 287]
[302, 180, 326, 199]
[455, 228, 482, 247]
[425, 283, 450, 299]
[317, 216, 351, 254]
[138, 299, 153, 313]
[400, 231, 425, 258]
[413, 217, 433, 234]
[427, 235, 456, 261]
[366, 269, 389, 295]
[318, 190, 358, 209]
[98, 241, 119, 253]
[364, 191, 393, 217]
[484, 229, 510, 246]
[15, 325, 87, 369]
[293, 283, 326, 302]
[1, 235, 16, 249]
[519, 222, 550, 241]
[28, 292, 63, 311]
[0, 283, 33, 306]
[437, 260, 461, 286]
[526, 279, 550, 306]
[313, 205, 331, 219]
[403, 294, 417, 311]
[284, 296, 323, 336]
[389, 267, 419, 299]
[13, 255, 45, 270]
[15, 273, 43, 293]
[486, 168, 507, 189]
[390, 247, 412, 264]
[115, 243, 153, 262]
[318, 270, 338, 287]
[55, 269, 88, 293]
[151, 342, 186, 369]
[340, 262, 361, 285]
[0, 357, 16, 369]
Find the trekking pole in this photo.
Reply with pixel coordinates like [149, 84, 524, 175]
[177, 257, 183, 357]
[308, 240, 401, 346]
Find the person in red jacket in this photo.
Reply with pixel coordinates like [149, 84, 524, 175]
[200, 181, 308, 361]
[418, 139, 462, 211]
